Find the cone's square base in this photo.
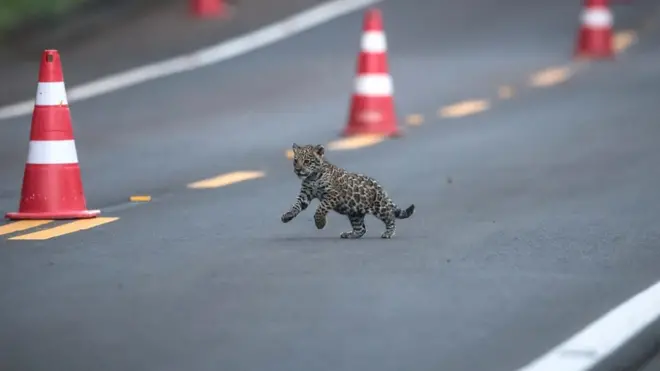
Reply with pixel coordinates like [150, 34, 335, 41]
[5, 209, 101, 220]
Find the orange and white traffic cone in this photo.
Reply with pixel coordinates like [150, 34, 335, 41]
[574, 0, 615, 59]
[189, 0, 225, 18]
[342, 8, 401, 138]
[5, 50, 100, 220]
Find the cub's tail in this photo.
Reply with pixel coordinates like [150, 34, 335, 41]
[394, 204, 415, 219]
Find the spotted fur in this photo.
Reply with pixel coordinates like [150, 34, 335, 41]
[281, 143, 415, 239]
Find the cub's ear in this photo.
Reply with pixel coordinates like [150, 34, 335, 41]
[292, 143, 299, 149]
[314, 144, 325, 156]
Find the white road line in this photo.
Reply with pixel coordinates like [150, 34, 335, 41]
[516, 280, 660, 371]
[0, 0, 384, 121]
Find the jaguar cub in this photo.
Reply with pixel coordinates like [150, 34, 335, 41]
[280, 143, 415, 239]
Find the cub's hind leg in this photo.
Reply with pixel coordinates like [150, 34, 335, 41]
[373, 206, 396, 239]
[340, 213, 367, 239]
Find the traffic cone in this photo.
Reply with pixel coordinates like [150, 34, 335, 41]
[574, 0, 614, 59]
[342, 8, 401, 138]
[190, 0, 225, 18]
[5, 50, 100, 220]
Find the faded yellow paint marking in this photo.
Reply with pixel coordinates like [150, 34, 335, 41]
[130, 195, 151, 202]
[0, 220, 53, 236]
[327, 134, 385, 151]
[9, 217, 119, 241]
[285, 149, 294, 159]
[529, 66, 572, 87]
[406, 114, 424, 126]
[498, 85, 514, 99]
[187, 171, 265, 189]
[438, 100, 490, 118]
[614, 30, 637, 53]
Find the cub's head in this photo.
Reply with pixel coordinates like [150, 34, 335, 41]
[291, 143, 325, 179]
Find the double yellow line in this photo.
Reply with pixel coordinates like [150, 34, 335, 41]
[0, 217, 118, 241]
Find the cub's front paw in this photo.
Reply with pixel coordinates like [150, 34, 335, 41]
[281, 212, 295, 223]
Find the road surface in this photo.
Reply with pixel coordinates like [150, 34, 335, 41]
[1, 0, 660, 370]
[0, 0, 330, 106]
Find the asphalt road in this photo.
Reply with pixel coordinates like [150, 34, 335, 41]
[0, 0, 332, 106]
[1, 0, 660, 370]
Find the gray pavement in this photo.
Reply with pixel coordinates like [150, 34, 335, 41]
[0, 0, 333, 106]
[2, 0, 660, 370]
[639, 351, 660, 371]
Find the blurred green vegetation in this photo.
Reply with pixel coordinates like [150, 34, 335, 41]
[0, 0, 89, 34]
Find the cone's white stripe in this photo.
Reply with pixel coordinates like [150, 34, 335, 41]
[27, 140, 79, 164]
[581, 8, 613, 28]
[35, 82, 69, 106]
[361, 31, 387, 53]
[355, 74, 393, 96]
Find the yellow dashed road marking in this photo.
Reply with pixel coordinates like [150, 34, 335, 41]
[327, 134, 385, 151]
[0, 220, 53, 236]
[438, 99, 490, 118]
[9, 217, 119, 241]
[498, 85, 514, 99]
[406, 114, 424, 126]
[130, 195, 151, 202]
[187, 170, 265, 189]
[614, 30, 637, 53]
[529, 66, 572, 87]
